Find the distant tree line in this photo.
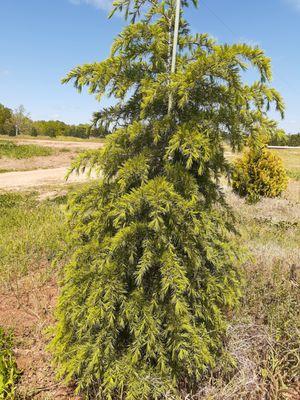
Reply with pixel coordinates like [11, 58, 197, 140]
[0, 103, 106, 139]
[268, 131, 300, 146]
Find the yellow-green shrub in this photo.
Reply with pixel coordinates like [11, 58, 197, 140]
[232, 148, 287, 201]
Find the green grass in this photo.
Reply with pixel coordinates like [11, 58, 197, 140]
[0, 141, 54, 159]
[287, 170, 300, 180]
[0, 135, 104, 143]
[0, 327, 19, 399]
[0, 192, 67, 285]
[271, 148, 300, 181]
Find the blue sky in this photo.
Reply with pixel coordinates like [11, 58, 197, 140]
[0, 0, 299, 132]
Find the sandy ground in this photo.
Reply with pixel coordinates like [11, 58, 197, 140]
[0, 152, 75, 171]
[0, 139, 103, 190]
[0, 266, 80, 399]
[0, 167, 96, 190]
[14, 138, 103, 150]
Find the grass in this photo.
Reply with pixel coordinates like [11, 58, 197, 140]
[0, 191, 70, 398]
[0, 149, 298, 397]
[0, 141, 53, 159]
[0, 327, 19, 399]
[0, 192, 67, 286]
[287, 170, 300, 181]
[196, 193, 300, 399]
[0, 135, 105, 143]
[271, 148, 300, 181]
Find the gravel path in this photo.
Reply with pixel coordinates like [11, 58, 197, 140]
[0, 167, 95, 190]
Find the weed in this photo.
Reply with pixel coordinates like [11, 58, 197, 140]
[0, 192, 67, 286]
[0, 141, 53, 159]
[0, 327, 19, 399]
[287, 170, 300, 181]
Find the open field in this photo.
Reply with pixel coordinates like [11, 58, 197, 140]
[0, 141, 299, 398]
[0, 138, 103, 188]
[0, 139, 298, 191]
[271, 148, 300, 181]
[0, 183, 299, 399]
[0, 137, 103, 153]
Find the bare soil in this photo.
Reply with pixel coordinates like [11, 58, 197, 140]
[9, 138, 103, 151]
[0, 167, 97, 190]
[0, 152, 75, 171]
[0, 264, 79, 399]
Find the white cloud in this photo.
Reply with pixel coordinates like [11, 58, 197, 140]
[69, 0, 113, 11]
[285, 0, 300, 11]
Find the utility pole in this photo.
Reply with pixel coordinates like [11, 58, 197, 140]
[168, 0, 181, 114]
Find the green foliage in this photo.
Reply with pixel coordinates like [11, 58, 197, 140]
[30, 126, 38, 137]
[0, 103, 94, 139]
[0, 105, 33, 136]
[0, 140, 53, 159]
[64, 124, 90, 138]
[32, 120, 92, 138]
[0, 105, 13, 136]
[288, 133, 300, 146]
[269, 132, 300, 147]
[0, 327, 19, 399]
[51, 0, 284, 398]
[32, 120, 93, 138]
[232, 148, 288, 201]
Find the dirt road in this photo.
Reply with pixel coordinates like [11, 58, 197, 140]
[15, 138, 103, 150]
[0, 167, 97, 190]
[0, 138, 103, 190]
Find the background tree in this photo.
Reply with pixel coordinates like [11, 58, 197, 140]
[51, 0, 284, 398]
[0, 102, 98, 139]
[10, 105, 32, 136]
[269, 131, 300, 146]
[0, 104, 13, 135]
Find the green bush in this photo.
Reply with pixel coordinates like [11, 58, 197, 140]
[0, 141, 53, 159]
[232, 148, 288, 201]
[0, 328, 19, 399]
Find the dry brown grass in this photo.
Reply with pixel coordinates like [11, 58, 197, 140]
[187, 190, 300, 400]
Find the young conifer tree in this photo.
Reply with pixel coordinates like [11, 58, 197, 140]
[51, 0, 284, 398]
